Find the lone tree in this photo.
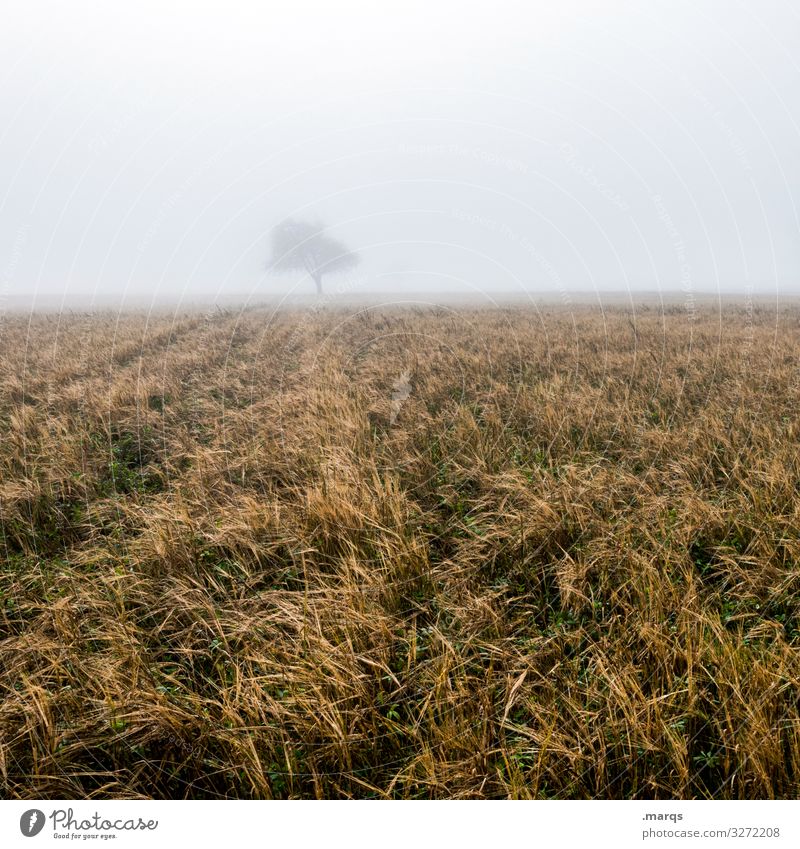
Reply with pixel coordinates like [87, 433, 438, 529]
[269, 218, 359, 295]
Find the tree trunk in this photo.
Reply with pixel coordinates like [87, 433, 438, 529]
[312, 272, 323, 295]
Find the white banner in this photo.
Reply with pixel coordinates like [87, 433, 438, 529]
[2, 800, 798, 848]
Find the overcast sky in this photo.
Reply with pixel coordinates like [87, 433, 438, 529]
[1, 0, 798, 307]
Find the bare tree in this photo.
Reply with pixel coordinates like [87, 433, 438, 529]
[268, 218, 359, 295]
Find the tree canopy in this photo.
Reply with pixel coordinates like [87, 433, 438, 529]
[269, 218, 359, 294]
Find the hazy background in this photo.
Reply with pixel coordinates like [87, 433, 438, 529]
[0, 0, 798, 309]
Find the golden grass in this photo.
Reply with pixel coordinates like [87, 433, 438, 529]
[1, 302, 799, 798]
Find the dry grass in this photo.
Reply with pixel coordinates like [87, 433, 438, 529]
[1, 301, 800, 799]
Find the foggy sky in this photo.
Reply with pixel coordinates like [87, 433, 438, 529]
[1, 0, 798, 308]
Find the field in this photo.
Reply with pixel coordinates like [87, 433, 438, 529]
[1, 301, 800, 799]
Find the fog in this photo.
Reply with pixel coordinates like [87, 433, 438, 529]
[1, 0, 798, 309]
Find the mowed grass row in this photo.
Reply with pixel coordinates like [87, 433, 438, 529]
[1, 303, 799, 798]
